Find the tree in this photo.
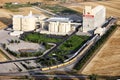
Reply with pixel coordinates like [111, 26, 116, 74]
[2, 43, 6, 48]
[53, 77, 61, 80]
[10, 39, 14, 43]
[15, 40, 17, 43]
[89, 74, 98, 80]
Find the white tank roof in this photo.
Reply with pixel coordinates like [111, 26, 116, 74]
[13, 15, 23, 18]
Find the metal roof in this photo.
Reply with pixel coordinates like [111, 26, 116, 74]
[46, 17, 73, 22]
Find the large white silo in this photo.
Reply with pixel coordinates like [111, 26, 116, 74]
[21, 16, 36, 31]
[13, 15, 23, 31]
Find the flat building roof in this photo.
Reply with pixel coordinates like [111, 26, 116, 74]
[46, 17, 73, 22]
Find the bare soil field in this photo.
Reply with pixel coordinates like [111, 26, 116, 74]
[64, 0, 120, 18]
[81, 27, 120, 76]
[13, 7, 46, 16]
[0, 0, 59, 5]
[0, 0, 44, 4]
[0, 52, 7, 62]
[0, 9, 13, 29]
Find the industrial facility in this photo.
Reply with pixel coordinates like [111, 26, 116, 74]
[13, 11, 37, 31]
[40, 17, 81, 35]
[83, 5, 106, 33]
[11, 5, 106, 36]
[12, 11, 81, 36]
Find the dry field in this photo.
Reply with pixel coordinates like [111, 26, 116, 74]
[0, 52, 7, 62]
[64, 0, 120, 18]
[0, 9, 13, 29]
[81, 27, 120, 76]
[13, 7, 47, 17]
[0, 0, 59, 5]
[0, 7, 47, 29]
[0, 0, 44, 4]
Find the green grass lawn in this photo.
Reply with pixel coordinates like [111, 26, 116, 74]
[48, 35, 89, 63]
[21, 32, 62, 44]
[59, 35, 89, 53]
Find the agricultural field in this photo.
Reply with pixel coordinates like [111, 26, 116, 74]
[0, 51, 7, 62]
[12, 7, 47, 17]
[0, 0, 44, 4]
[0, 9, 13, 29]
[81, 27, 120, 76]
[0, 7, 47, 29]
[63, 0, 120, 18]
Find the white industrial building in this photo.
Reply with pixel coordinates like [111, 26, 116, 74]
[40, 17, 81, 35]
[47, 18, 71, 33]
[12, 12, 81, 36]
[83, 5, 106, 33]
[13, 15, 23, 31]
[13, 11, 37, 32]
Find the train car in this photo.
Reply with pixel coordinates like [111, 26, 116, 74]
[41, 67, 50, 71]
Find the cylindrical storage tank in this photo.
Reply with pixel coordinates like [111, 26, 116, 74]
[13, 15, 23, 31]
[59, 23, 66, 33]
[49, 22, 55, 32]
[22, 16, 36, 31]
[65, 22, 71, 33]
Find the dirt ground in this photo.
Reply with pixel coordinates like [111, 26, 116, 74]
[13, 7, 47, 17]
[0, 0, 44, 4]
[0, 52, 7, 62]
[0, 7, 47, 29]
[0, 9, 13, 29]
[64, 0, 120, 18]
[81, 27, 120, 76]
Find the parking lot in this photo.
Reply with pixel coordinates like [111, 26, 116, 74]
[0, 29, 45, 55]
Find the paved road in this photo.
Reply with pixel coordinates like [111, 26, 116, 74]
[0, 71, 87, 79]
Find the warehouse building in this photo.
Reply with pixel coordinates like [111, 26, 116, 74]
[83, 5, 106, 33]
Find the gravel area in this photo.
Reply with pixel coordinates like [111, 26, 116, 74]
[0, 29, 45, 53]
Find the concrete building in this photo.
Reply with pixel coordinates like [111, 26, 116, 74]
[21, 15, 36, 31]
[40, 17, 81, 35]
[13, 15, 23, 31]
[83, 5, 106, 33]
[94, 27, 105, 36]
[12, 12, 81, 35]
[47, 18, 72, 33]
[13, 11, 41, 32]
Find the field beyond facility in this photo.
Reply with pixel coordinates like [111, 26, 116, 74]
[81, 27, 120, 76]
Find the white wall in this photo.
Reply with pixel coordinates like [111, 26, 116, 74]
[22, 17, 36, 31]
[48, 21, 72, 34]
[83, 6, 106, 33]
[13, 17, 22, 31]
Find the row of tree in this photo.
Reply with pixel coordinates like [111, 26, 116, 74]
[74, 25, 117, 70]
